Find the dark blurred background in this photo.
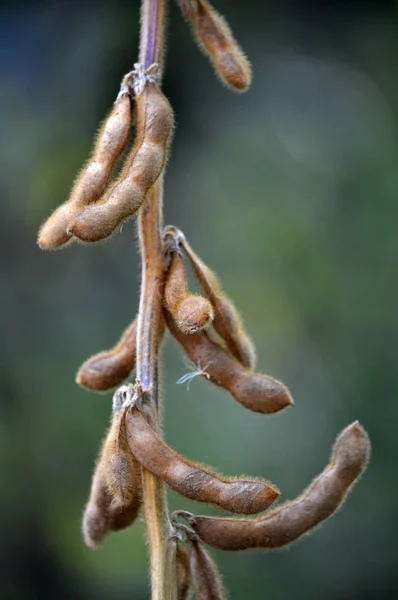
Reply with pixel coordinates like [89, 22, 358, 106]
[1, 0, 397, 598]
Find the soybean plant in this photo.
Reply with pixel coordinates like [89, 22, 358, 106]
[37, 1, 371, 599]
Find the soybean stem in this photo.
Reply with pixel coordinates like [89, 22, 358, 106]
[136, 1, 175, 598]
[140, 0, 167, 76]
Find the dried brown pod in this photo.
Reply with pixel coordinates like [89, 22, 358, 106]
[82, 460, 142, 548]
[179, 422, 370, 551]
[176, 0, 196, 21]
[165, 308, 292, 414]
[188, 536, 227, 600]
[38, 73, 134, 250]
[179, 233, 255, 368]
[82, 397, 143, 548]
[125, 404, 279, 514]
[176, 0, 251, 92]
[109, 497, 142, 532]
[106, 400, 143, 531]
[164, 250, 214, 334]
[104, 403, 143, 506]
[82, 463, 111, 549]
[176, 543, 192, 600]
[76, 318, 137, 392]
[70, 77, 174, 242]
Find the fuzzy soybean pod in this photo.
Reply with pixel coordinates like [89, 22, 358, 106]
[177, 0, 251, 92]
[82, 463, 111, 548]
[180, 235, 256, 369]
[103, 404, 143, 506]
[76, 318, 137, 392]
[82, 458, 142, 548]
[38, 74, 133, 250]
[82, 465, 142, 548]
[109, 495, 142, 533]
[164, 250, 214, 334]
[176, 543, 192, 600]
[176, 0, 196, 21]
[180, 422, 370, 551]
[125, 405, 279, 515]
[82, 397, 143, 548]
[165, 309, 292, 415]
[70, 82, 174, 243]
[188, 537, 227, 600]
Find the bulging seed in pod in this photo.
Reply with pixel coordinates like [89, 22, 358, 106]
[94, 400, 141, 507]
[164, 250, 214, 334]
[82, 460, 142, 548]
[104, 406, 142, 506]
[82, 463, 111, 549]
[76, 318, 137, 392]
[82, 395, 143, 548]
[165, 308, 293, 414]
[38, 73, 134, 250]
[177, 0, 252, 92]
[177, 231, 255, 369]
[70, 81, 174, 243]
[108, 495, 142, 532]
[125, 405, 279, 514]
[182, 422, 370, 551]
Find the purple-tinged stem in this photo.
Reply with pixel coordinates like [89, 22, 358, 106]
[139, 0, 166, 74]
[136, 1, 175, 599]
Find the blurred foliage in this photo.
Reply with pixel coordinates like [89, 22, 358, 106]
[1, 0, 397, 598]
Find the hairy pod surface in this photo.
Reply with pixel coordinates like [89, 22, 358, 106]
[76, 318, 137, 391]
[178, 0, 251, 92]
[82, 463, 111, 548]
[104, 406, 143, 506]
[176, 0, 196, 21]
[70, 82, 174, 242]
[176, 543, 192, 600]
[125, 406, 279, 514]
[82, 459, 142, 548]
[38, 78, 133, 250]
[189, 537, 227, 600]
[182, 422, 370, 551]
[165, 309, 292, 414]
[178, 236, 255, 369]
[164, 251, 214, 334]
[109, 497, 142, 532]
[82, 401, 143, 546]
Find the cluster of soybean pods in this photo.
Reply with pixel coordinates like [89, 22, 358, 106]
[38, 1, 370, 598]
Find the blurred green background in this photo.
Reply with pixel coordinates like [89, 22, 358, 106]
[1, 0, 397, 598]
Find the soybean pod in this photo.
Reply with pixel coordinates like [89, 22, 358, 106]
[103, 398, 142, 506]
[82, 456, 142, 548]
[82, 399, 143, 548]
[76, 318, 137, 392]
[125, 405, 279, 515]
[82, 463, 142, 548]
[165, 308, 293, 415]
[176, 0, 251, 92]
[188, 536, 227, 600]
[82, 463, 111, 548]
[70, 79, 174, 242]
[180, 422, 370, 551]
[176, 543, 192, 600]
[180, 233, 256, 369]
[38, 72, 133, 250]
[164, 250, 214, 334]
